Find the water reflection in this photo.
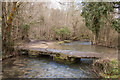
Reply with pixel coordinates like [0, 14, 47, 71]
[48, 41, 117, 54]
[2, 41, 117, 78]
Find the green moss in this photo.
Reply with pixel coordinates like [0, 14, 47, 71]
[64, 40, 71, 43]
[58, 40, 71, 44]
[28, 50, 39, 57]
[100, 73, 119, 78]
[58, 41, 64, 44]
[53, 56, 74, 64]
[70, 57, 75, 62]
[53, 54, 77, 64]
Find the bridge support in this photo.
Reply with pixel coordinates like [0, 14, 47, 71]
[17, 48, 100, 64]
[28, 50, 40, 57]
[53, 53, 80, 64]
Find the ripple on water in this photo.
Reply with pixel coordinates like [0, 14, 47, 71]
[2, 55, 96, 78]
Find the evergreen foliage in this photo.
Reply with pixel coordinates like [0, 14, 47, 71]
[81, 2, 119, 38]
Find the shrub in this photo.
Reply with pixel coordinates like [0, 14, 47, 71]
[53, 26, 70, 40]
[18, 24, 29, 34]
[94, 59, 119, 78]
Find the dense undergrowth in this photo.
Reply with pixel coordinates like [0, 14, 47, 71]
[93, 59, 119, 78]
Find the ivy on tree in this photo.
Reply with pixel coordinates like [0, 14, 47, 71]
[81, 2, 119, 38]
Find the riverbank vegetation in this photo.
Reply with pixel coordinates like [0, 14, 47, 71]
[93, 59, 119, 78]
[1, 1, 119, 78]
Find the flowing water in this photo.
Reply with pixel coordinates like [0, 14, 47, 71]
[2, 41, 117, 78]
[2, 55, 96, 78]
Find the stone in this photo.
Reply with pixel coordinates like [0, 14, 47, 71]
[28, 50, 39, 57]
[64, 40, 71, 43]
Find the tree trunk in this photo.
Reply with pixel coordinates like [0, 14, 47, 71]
[2, 2, 17, 56]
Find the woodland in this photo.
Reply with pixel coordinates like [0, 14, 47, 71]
[1, 1, 120, 78]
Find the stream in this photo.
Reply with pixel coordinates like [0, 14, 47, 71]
[47, 41, 118, 59]
[48, 41, 117, 55]
[2, 41, 117, 78]
[2, 55, 97, 78]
